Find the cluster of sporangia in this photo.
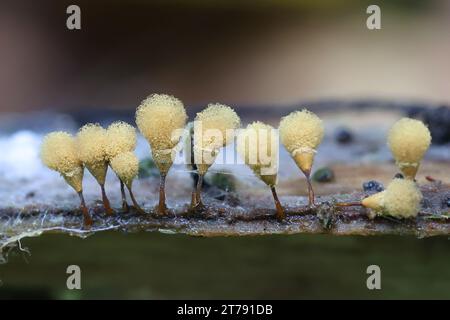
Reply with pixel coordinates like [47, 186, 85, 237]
[41, 93, 431, 227]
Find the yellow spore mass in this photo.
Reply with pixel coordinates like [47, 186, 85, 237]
[279, 109, 324, 174]
[135, 94, 187, 174]
[237, 121, 278, 187]
[194, 103, 241, 175]
[40, 131, 84, 192]
[105, 121, 137, 160]
[77, 123, 109, 184]
[384, 179, 422, 218]
[110, 151, 139, 188]
[362, 179, 422, 218]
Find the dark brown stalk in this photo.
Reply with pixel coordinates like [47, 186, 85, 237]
[190, 191, 198, 208]
[270, 186, 285, 221]
[194, 174, 205, 209]
[78, 191, 93, 228]
[128, 186, 146, 215]
[100, 184, 114, 215]
[158, 174, 168, 215]
[304, 171, 315, 206]
[120, 179, 129, 213]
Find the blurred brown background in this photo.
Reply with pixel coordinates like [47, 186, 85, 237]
[1, 0, 450, 115]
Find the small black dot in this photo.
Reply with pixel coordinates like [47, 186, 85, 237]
[446, 197, 450, 208]
[335, 127, 353, 144]
[394, 173, 404, 179]
[363, 180, 384, 192]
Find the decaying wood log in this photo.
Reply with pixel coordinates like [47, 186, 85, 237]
[1, 104, 450, 257]
[1, 182, 449, 253]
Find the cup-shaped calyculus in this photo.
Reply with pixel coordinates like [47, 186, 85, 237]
[237, 121, 279, 187]
[135, 94, 187, 175]
[77, 123, 109, 185]
[105, 121, 137, 160]
[279, 109, 324, 175]
[41, 131, 84, 192]
[193, 103, 241, 175]
[362, 178, 422, 218]
[387, 118, 431, 179]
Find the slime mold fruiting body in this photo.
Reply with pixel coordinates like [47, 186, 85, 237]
[41, 131, 93, 227]
[193, 103, 240, 209]
[387, 118, 431, 179]
[110, 151, 145, 214]
[279, 109, 324, 206]
[136, 93, 188, 215]
[362, 178, 422, 218]
[77, 123, 114, 215]
[237, 121, 285, 220]
[106, 121, 137, 212]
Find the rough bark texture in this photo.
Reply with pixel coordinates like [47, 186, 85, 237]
[1, 182, 449, 254]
